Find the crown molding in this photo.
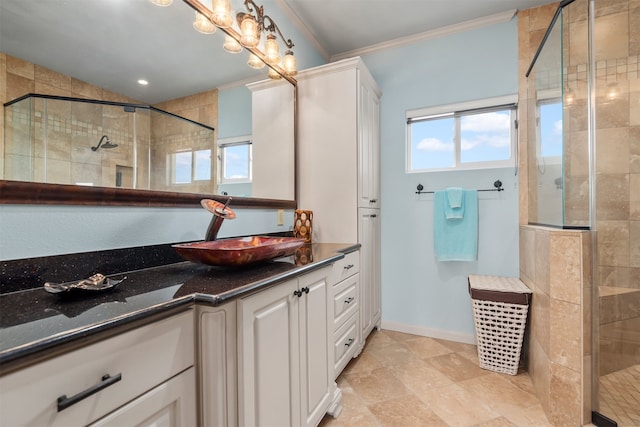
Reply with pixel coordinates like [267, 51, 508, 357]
[330, 9, 517, 62]
[276, 0, 331, 62]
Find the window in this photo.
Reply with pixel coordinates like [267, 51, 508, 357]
[407, 95, 517, 172]
[218, 137, 252, 183]
[537, 99, 562, 158]
[169, 149, 212, 184]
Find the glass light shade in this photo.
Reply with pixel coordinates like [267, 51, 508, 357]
[193, 12, 216, 34]
[283, 50, 297, 76]
[223, 35, 243, 53]
[264, 34, 280, 65]
[247, 54, 265, 69]
[211, 0, 233, 28]
[149, 0, 173, 6]
[268, 67, 282, 80]
[239, 14, 260, 48]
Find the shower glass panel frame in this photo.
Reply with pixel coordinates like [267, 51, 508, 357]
[526, 0, 591, 230]
[3, 94, 215, 194]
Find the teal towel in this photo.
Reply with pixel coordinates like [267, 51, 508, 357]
[434, 189, 478, 261]
[445, 187, 464, 219]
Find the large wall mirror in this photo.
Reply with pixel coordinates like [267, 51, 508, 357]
[0, 0, 297, 209]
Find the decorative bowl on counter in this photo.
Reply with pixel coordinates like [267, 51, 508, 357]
[172, 236, 306, 267]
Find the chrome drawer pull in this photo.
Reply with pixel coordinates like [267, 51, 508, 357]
[57, 373, 122, 412]
[344, 297, 355, 304]
[344, 338, 355, 347]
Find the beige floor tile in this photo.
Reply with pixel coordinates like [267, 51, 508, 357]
[403, 336, 457, 359]
[368, 395, 448, 427]
[343, 366, 410, 405]
[435, 338, 478, 353]
[388, 358, 455, 393]
[500, 403, 554, 427]
[367, 341, 420, 367]
[470, 416, 518, 427]
[381, 329, 421, 342]
[426, 351, 490, 382]
[457, 372, 541, 414]
[418, 383, 500, 426]
[341, 351, 383, 376]
[330, 330, 553, 427]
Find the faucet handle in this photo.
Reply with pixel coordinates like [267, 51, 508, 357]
[200, 198, 236, 219]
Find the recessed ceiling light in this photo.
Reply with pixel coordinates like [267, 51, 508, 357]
[138, 79, 149, 85]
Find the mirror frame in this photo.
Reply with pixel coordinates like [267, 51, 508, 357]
[0, 0, 298, 210]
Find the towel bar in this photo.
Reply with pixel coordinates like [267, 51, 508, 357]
[415, 180, 504, 194]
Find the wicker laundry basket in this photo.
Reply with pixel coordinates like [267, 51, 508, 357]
[468, 275, 532, 375]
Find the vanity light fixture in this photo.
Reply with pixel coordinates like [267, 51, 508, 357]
[193, 1, 217, 34]
[179, 0, 297, 80]
[210, 0, 233, 28]
[247, 53, 266, 69]
[149, 0, 173, 6]
[223, 34, 243, 53]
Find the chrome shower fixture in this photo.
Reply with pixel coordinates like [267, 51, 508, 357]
[91, 135, 118, 151]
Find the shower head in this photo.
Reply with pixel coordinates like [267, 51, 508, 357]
[91, 135, 118, 151]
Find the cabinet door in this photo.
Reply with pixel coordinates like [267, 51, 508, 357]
[359, 208, 381, 339]
[199, 304, 237, 427]
[298, 268, 332, 427]
[358, 75, 381, 209]
[238, 279, 300, 427]
[89, 368, 196, 427]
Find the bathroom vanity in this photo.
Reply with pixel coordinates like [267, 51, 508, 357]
[0, 243, 361, 427]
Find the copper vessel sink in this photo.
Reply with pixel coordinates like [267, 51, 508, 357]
[172, 236, 306, 267]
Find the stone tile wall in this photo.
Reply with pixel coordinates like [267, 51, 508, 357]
[1, 52, 218, 192]
[520, 225, 592, 425]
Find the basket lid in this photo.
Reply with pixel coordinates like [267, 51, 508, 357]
[468, 275, 532, 305]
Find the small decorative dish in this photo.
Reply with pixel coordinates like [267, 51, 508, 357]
[44, 273, 127, 296]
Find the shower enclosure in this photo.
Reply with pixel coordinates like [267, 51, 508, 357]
[3, 94, 215, 194]
[527, 0, 639, 425]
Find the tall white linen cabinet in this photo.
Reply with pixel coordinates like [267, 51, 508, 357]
[297, 57, 382, 352]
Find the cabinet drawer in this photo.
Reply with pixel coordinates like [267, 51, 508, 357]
[333, 313, 359, 378]
[332, 273, 359, 329]
[0, 310, 194, 427]
[329, 251, 360, 285]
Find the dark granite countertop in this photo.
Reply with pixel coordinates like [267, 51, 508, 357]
[0, 243, 359, 369]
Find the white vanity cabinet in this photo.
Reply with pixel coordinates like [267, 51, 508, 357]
[0, 310, 195, 427]
[298, 57, 382, 347]
[329, 251, 361, 378]
[359, 209, 381, 340]
[237, 266, 337, 427]
[198, 303, 238, 427]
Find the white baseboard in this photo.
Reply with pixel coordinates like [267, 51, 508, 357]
[380, 320, 477, 345]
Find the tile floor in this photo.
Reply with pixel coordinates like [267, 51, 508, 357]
[319, 329, 552, 427]
[599, 364, 640, 427]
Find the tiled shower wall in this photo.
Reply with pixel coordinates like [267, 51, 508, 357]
[519, 225, 592, 425]
[518, 2, 593, 425]
[0, 53, 141, 181]
[1, 52, 219, 193]
[592, 0, 640, 380]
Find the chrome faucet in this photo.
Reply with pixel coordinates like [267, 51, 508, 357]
[201, 197, 235, 241]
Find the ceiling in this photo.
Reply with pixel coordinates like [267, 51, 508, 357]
[0, 0, 556, 104]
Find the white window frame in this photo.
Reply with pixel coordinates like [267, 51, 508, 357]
[217, 135, 252, 184]
[168, 148, 213, 185]
[406, 95, 518, 173]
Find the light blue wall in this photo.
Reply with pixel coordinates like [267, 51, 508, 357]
[0, 205, 293, 260]
[360, 18, 520, 340]
[218, 85, 252, 139]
